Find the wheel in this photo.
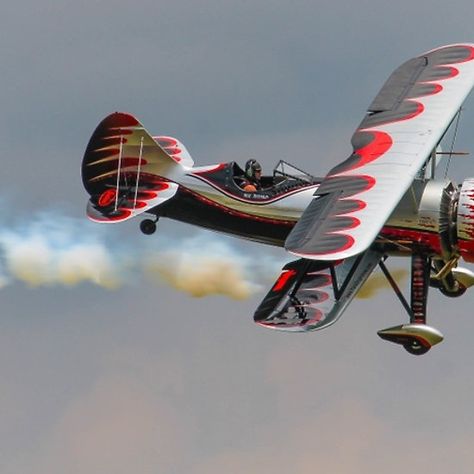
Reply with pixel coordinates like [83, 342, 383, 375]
[439, 283, 467, 298]
[403, 341, 430, 356]
[140, 219, 157, 235]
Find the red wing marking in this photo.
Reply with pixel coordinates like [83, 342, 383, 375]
[98, 189, 117, 207]
[351, 131, 393, 170]
[272, 269, 297, 292]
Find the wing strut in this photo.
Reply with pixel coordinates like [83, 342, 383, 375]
[133, 136, 145, 209]
[330, 253, 364, 300]
[443, 107, 463, 179]
[289, 254, 366, 303]
[114, 135, 124, 212]
[378, 254, 431, 323]
[378, 259, 413, 318]
[288, 259, 312, 299]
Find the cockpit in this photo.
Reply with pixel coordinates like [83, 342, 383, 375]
[191, 159, 321, 201]
[232, 160, 321, 195]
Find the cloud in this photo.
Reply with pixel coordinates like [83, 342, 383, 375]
[189, 396, 474, 474]
[11, 373, 188, 474]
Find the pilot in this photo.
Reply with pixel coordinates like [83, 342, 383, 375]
[241, 159, 262, 192]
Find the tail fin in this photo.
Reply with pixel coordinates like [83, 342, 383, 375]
[82, 112, 191, 223]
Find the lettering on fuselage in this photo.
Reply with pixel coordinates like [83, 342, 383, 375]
[243, 193, 271, 200]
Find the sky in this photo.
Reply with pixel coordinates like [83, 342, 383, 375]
[1, 1, 474, 473]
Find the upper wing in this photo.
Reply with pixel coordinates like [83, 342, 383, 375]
[286, 44, 474, 260]
[254, 248, 382, 332]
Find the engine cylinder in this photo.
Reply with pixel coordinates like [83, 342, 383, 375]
[457, 178, 474, 263]
[383, 179, 457, 257]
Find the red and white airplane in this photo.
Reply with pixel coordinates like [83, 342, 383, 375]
[82, 43, 474, 355]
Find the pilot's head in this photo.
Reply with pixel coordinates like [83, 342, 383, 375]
[245, 159, 262, 181]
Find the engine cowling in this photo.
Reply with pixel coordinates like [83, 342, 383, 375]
[384, 178, 474, 294]
[457, 178, 474, 263]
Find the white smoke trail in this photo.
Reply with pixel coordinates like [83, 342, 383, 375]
[0, 212, 124, 289]
[145, 238, 255, 299]
[0, 207, 415, 302]
[0, 209, 284, 300]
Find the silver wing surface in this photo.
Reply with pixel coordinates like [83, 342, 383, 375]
[254, 249, 382, 332]
[286, 43, 474, 260]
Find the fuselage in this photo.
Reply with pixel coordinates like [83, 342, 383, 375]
[153, 162, 458, 258]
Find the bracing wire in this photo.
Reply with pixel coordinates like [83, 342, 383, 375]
[444, 108, 463, 179]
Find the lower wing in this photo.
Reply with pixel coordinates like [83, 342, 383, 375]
[254, 248, 382, 332]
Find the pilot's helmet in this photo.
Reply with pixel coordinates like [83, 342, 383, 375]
[245, 159, 262, 180]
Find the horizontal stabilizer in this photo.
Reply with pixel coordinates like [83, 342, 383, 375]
[254, 248, 382, 332]
[86, 181, 179, 223]
[153, 136, 194, 168]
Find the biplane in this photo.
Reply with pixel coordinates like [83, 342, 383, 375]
[82, 44, 474, 355]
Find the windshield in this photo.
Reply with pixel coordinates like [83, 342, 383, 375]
[272, 160, 317, 184]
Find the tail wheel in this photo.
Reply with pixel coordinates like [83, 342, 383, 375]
[140, 219, 157, 235]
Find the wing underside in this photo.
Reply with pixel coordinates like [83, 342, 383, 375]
[286, 44, 474, 260]
[254, 249, 382, 332]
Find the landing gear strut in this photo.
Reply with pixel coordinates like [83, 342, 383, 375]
[410, 254, 430, 325]
[140, 217, 159, 235]
[430, 259, 467, 297]
[377, 254, 444, 355]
